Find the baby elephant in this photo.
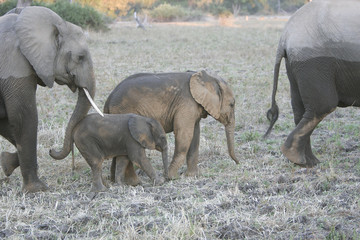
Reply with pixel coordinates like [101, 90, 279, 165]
[66, 113, 168, 192]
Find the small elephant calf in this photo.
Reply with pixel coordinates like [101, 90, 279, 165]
[66, 113, 168, 192]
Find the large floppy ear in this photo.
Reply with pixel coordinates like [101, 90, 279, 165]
[14, 6, 65, 88]
[190, 70, 222, 119]
[128, 116, 156, 150]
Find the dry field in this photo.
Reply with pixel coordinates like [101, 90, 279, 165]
[0, 16, 360, 239]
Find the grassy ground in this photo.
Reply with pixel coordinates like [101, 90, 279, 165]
[1, 16, 360, 239]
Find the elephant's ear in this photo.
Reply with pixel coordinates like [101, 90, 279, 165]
[128, 115, 156, 150]
[190, 70, 221, 119]
[14, 6, 65, 88]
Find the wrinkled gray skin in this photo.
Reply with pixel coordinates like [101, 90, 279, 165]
[104, 70, 238, 179]
[0, 7, 96, 192]
[265, 0, 360, 167]
[68, 113, 168, 192]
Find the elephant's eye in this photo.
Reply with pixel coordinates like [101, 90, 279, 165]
[230, 102, 235, 108]
[78, 55, 85, 63]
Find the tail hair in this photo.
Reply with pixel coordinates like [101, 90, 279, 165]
[263, 103, 279, 138]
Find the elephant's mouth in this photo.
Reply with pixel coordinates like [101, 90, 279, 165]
[54, 76, 77, 93]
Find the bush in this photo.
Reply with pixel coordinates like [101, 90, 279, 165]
[208, 3, 232, 17]
[33, 1, 108, 31]
[150, 3, 186, 22]
[0, 0, 16, 16]
[0, 0, 108, 31]
[149, 3, 204, 22]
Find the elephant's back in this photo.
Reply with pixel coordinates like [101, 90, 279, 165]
[104, 72, 193, 113]
[283, 0, 360, 63]
[104, 72, 194, 132]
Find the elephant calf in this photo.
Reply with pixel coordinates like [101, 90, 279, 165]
[104, 70, 239, 179]
[58, 113, 168, 192]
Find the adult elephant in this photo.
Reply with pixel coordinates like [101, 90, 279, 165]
[0, 7, 100, 192]
[104, 70, 239, 179]
[265, 0, 360, 167]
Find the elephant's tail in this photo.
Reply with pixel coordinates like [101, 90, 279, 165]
[264, 47, 285, 138]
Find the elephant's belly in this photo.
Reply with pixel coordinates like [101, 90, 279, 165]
[335, 58, 360, 107]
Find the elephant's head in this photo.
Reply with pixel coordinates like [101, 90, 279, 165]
[12, 6, 100, 159]
[128, 115, 169, 178]
[190, 70, 239, 164]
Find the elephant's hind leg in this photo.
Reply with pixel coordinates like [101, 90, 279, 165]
[281, 116, 324, 167]
[124, 161, 142, 186]
[0, 119, 19, 176]
[1, 152, 19, 177]
[284, 59, 337, 167]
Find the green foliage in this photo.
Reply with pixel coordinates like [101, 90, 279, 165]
[33, 1, 108, 31]
[207, 3, 231, 16]
[0, 0, 108, 30]
[149, 3, 186, 22]
[0, 0, 16, 16]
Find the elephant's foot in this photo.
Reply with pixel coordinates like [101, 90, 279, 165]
[124, 176, 142, 186]
[90, 184, 107, 193]
[1, 152, 20, 177]
[303, 145, 320, 167]
[168, 166, 179, 180]
[281, 143, 320, 168]
[123, 172, 141, 186]
[152, 177, 165, 186]
[22, 179, 49, 193]
[185, 167, 199, 177]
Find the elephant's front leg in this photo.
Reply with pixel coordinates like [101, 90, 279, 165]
[185, 120, 200, 177]
[113, 155, 141, 186]
[3, 79, 48, 192]
[168, 119, 194, 179]
[128, 148, 163, 185]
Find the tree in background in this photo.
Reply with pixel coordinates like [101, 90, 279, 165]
[1, 0, 309, 18]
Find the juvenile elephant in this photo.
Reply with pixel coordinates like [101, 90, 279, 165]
[265, 0, 360, 167]
[0, 7, 101, 192]
[104, 70, 238, 179]
[58, 113, 168, 192]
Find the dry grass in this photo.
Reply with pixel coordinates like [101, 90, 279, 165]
[1, 16, 359, 239]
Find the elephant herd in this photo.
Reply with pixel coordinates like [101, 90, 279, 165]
[1, 0, 360, 193]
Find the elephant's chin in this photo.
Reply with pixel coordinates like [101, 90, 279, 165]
[54, 78, 77, 92]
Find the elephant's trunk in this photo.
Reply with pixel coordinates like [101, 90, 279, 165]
[162, 145, 169, 179]
[50, 82, 95, 160]
[225, 119, 239, 164]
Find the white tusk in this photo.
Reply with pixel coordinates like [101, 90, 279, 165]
[83, 88, 104, 117]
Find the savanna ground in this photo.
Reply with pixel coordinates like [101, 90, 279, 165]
[1, 16, 360, 239]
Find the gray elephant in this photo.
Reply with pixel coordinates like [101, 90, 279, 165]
[265, 0, 360, 167]
[58, 113, 168, 192]
[0, 7, 101, 192]
[104, 70, 239, 180]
